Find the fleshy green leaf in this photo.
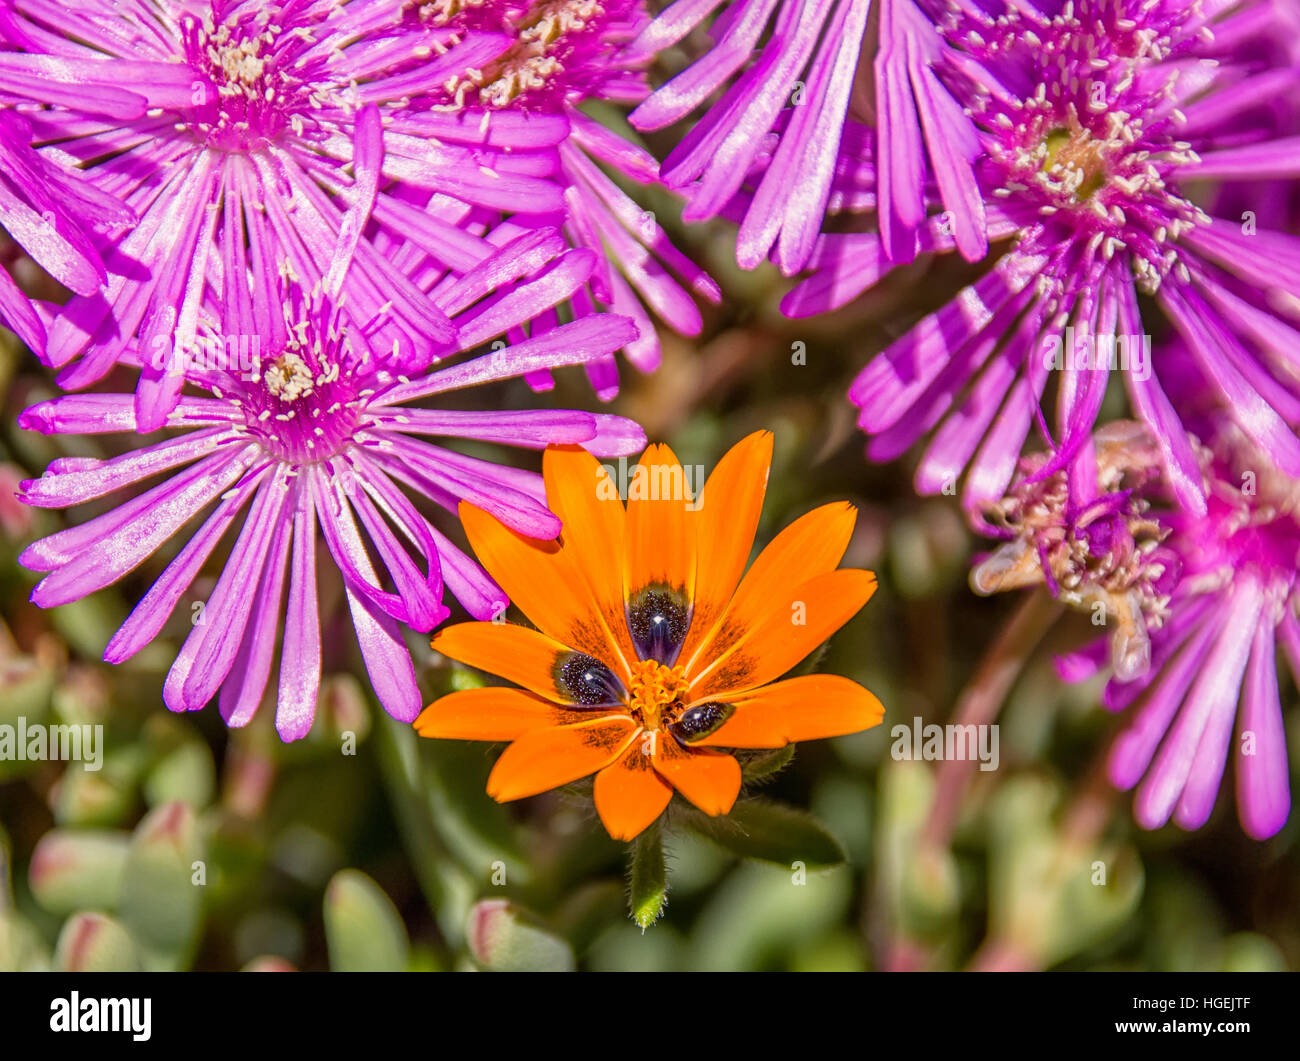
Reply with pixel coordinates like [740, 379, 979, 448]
[29, 830, 129, 915]
[143, 739, 215, 810]
[323, 869, 410, 972]
[54, 912, 140, 972]
[0, 912, 50, 972]
[51, 767, 137, 827]
[373, 714, 478, 946]
[0, 656, 54, 728]
[417, 738, 531, 887]
[116, 802, 203, 971]
[686, 800, 845, 869]
[467, 900, 575, 972]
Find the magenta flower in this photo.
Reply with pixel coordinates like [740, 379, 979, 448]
[1058, 418, 1298, 840]
[1, 0, 569, 428]
[627, 0, 986, 274]
[407, 0, 721, 397]
[17, 230, 644, 741]
[784, 0, 1300, 519]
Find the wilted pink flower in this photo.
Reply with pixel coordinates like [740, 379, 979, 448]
[1059, 417, 1298, 840]
[975, 409, 1296, 840]
[972, 421, 1180, 683]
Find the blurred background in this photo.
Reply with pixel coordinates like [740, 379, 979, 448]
[2, 119, 1298, 973]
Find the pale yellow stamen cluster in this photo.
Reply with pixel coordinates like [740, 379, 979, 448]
[264, 351, 316, 402]
[200, 18, 281, 101]
[413, 0, 493, 23]
[440, 0, 605, 107]
[523, 0, 604, 45]
[185, 13, 333, 146]
[975, 3, 1210, 293]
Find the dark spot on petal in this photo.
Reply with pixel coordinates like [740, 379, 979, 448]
[695, 656, 756, 701]
[627, 585, 691, 664]
[578, 720, 634, 751]
[670, 702, 734, 744]
[566, 618, 613, 662]
[703, 616, 745, 659]
[553, 652, 624, 706]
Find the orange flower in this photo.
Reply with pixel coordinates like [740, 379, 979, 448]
[414, 432, 885, 841]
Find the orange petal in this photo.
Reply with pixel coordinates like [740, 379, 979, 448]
[676, 432, 773, 668]
[543, 446, 637, 672]
[651, 734, 741, 816]
[690, 675, 885, 749]
[431, 622, 585, 704]
[487, 716, 639, 802]
[682, 501, 857, 675]
[624, 443, 697, 605]
[459, 502, 630, 682]
[414, 687, 594, 741]
[689, 568, 878, 699]
[593, 745, 674, 841]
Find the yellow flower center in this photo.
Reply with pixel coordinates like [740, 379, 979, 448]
[1040, 122, 1110, 201]
[626, 659, 689, 730]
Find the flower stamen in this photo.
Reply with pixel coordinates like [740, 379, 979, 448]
[626, 659, 689, 731]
